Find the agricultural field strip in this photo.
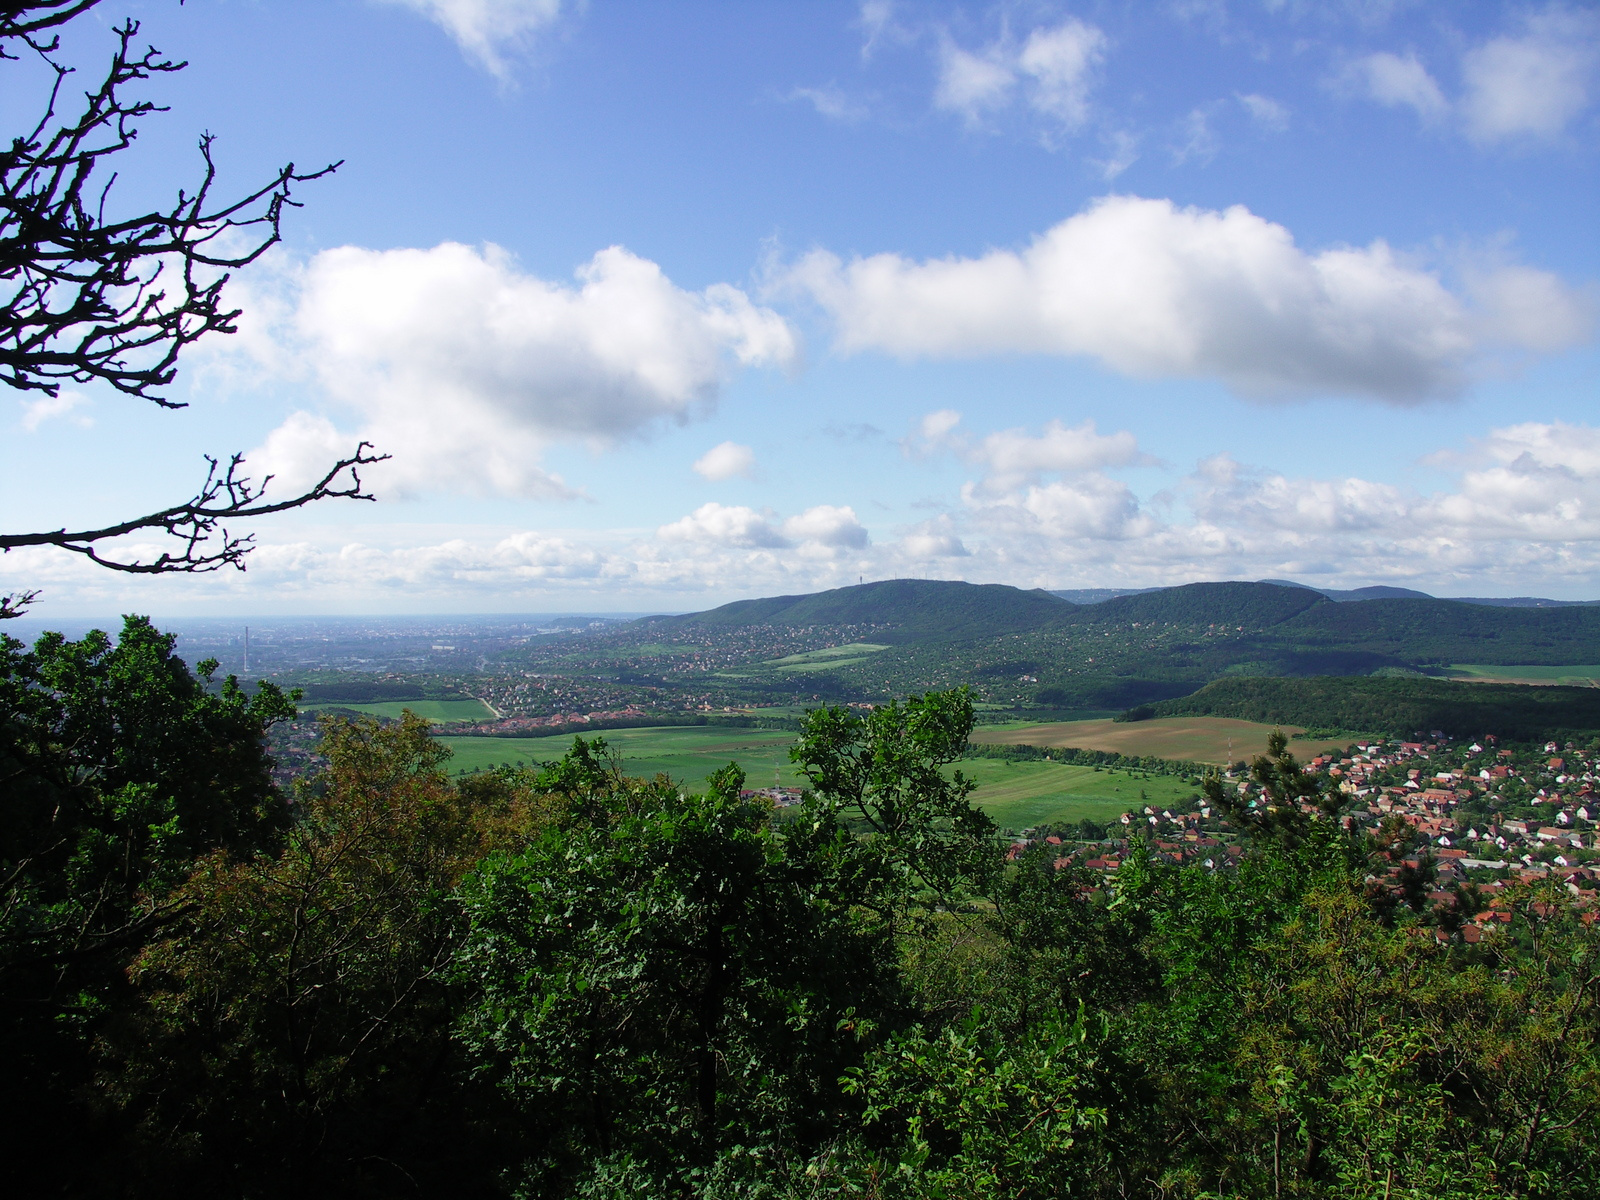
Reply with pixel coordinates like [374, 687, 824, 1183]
[1449, 664, 1600, 685]
[969, 716, 1354, 765]
[299, 698, 497, 723]
[435, 723, 1208, 829]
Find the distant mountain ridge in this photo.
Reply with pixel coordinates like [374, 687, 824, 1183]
[637, 578, 1600, 712]
[650, 579, 1071, 642]
[1054, 579, 1600, 607]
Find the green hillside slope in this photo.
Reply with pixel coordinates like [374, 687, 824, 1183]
[655, 579, 1075, 641]
[1145, 675, 1600, 740]
[1271, 598, 1600, 664]
[1086, 580, 1328, 628]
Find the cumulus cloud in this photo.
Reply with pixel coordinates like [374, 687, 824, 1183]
[787, 194, 1590, 403]
[693, 441, 758, 482]
[910, 410, 1150, 491]
[1461, 6, 1599, 143]
[248, 242, 795, 498]
[658, 501, 869, 554]
[782, 504, 870, 550]
[16, 422, 1600, 608]
[379, 0, 564, 76]
[899, 515, 970, 559]
[934, 18, 1106, 134]
[659, 503, 790, 549]
[968, 474, 1155, 542]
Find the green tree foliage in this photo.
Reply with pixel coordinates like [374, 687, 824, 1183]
[790, 687, 997, 916]
[457, 755, 905, 1194]
[0, 616, 294, 1180]
[104, 713, 542, 1195]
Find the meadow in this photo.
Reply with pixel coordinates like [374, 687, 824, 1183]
[1449, 664, 1600, 686]
[300, 698, 497, 723]
[436, 725, 1194, 830]
[971, 715, 1354, 764]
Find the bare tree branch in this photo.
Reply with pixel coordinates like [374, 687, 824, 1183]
[0, 6, 383, 608]
[1, 443, 391, 574]
[0, 1, 105, 44]
[0, 17, 340, 405]
[0, 587, 39, 619]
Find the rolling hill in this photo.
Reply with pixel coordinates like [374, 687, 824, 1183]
[603, 578, 1600, 715]
[1143, 675, 1600, 741]
[650, 578, 1075, 642]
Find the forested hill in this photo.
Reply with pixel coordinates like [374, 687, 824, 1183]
[1089, 580, 1329, 627]
[1269, 597, 1600, 665]
[618, 578, 1600, 712]
[1145, 675, 1600, 741]
[648, 578, 1073, 641]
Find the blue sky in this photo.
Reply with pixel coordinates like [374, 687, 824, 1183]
[4, 0, 1599, 615]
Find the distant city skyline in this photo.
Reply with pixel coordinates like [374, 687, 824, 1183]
[3, 0, 1597, 616]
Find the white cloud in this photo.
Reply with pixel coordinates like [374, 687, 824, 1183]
[782, 504, 870, 550]
[1237, 92, 1290, 132]
[1172, 106, 1220, 164]
[970, 474, 1155, 541]
[379, 0, 564, 76]
[1346, 51, 1448, 122]
[15, 423, 1600, 609]
[857, 0, 910, 59]
[249, 241, 795, 498]
[1465, 263, 1596, 353]
[659, 502, 790, 549]
[787, 194, 1590, 403]
[19, 389, 92, 431]
[899, 515, 970, 559]
[693, 441, 758, 482]
[1462, 6, 1599, 143]
[789, 84, 870, 122]
[1091, 129, 1140, 180]
[934, 39, 1016, 122]
[1017, 20, 1107, 129]
[973, 419, 1149, 488]
[934, 19, 1106, 134]
[1345, 11, 1598, 143]
[657, 500, 868, 555]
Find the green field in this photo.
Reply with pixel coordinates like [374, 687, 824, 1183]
[972, 715, 1356, 764]
[302, 698, 496, 723]
[437, 725, 1194, 830]
[439, 726, 808, 789]
[764, 643, 891, 673]
[1450, 664, 1600, 686]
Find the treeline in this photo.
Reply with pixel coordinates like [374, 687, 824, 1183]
[4, 620, 1599, 1198]
[1144, 675, 1600, 740]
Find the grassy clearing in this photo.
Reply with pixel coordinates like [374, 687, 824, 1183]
[439, 726, 811, 790]
[955, 759, 1201, 831]
[764, 643, 891, 666]
[1449, 664, 1600, 686]
[438, 724, 1195, 830]
[972, 716, 1355, 765]
[301, 698, 496, 723]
